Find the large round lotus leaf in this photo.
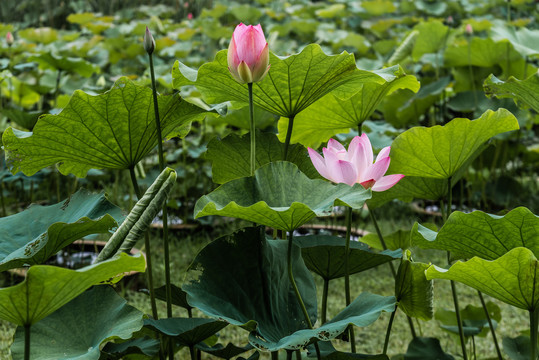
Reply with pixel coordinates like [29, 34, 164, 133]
[206, 131, 319, 184]
[490, 24, 539, 57]
[144, 318, 228, 346]
[0, 189, 123, 272]
[403, 337, 454, 360]
[194, 162, 371, 231]
[248, 292, 396, 351]
[28, 52, 99, 77]
[102, 337, 160, 358]
[277, 65, 419, 148]
[361, 229, 412, 251]
[183, 226, 318, 344]
[154, 284, 193, 311]
[411, 20, 449, 61]
[426, 247, 539, 310]
[306, 341, 389, 359]
[389, 108, 519, 179]
[172, 44, 385, 118]
[2, 77, 211, 177]
[196, 342, 254, 359]
[294, 235, 401, 280]
[411, 207, 539, 260]
[484, 73, 539, 112]
[395, 259, 433, 321]
[502, 336, 531, 360]
[11, 286, 144, 360]
[435, 302, 501, 338]
[0, 252, 145, 326]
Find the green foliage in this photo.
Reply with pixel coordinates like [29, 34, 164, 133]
[484, 73, 539, 112]
[395, 258, 433, 321]
[144, 318, 228, 347]
[436, 302, 501, 337]
[403, 337, 454, 360]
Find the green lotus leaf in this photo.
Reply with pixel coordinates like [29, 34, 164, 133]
[0, 252, 145, 326]
[403, 337, 454, 360]
[0, 189, 123, 272]
[435, 302, 501, 338]
[102, 337, 160, 358]
[28, 52, 100, 77]
[425, 247, 539, 310]
[206, 132, 319, 184]
[154, 284, 193, 311]
[0, 74, 40, 108]
[294, 235, 401, 280]
[196, 342, 254, 359]
[444, 37, 521, 68]
[412, 20, 449, 61]
[2, 77, 210, 177]
[194, 162, 371, 231]
[172, 44, 385, 118]
[307, 341, 389, 359]
[183, 226, 318, 342]
[390, 108, 519, 179]
[249, 292, 396, 352]
[11, 286, 144, 360]
[484, 73, 539, 113]
[1, 108, 40, 130]
[491, 24, 539, 57]
[361, 229, 411, 251]
[502, 336, 531, 360]
[395, 259, 433, 321]
[276, 65, 419, 148]
[411, 207, 539, 260]
[18, 27, 58, 44]
[145, 318, 228, 347]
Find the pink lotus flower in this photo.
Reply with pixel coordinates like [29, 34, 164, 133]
[227, 23, 270, 84]
[6, 32, 13, 46]
[308, 134, 404, 192]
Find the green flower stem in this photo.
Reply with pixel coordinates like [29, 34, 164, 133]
[477, 290, 502, 360]
[248, 82, 256, 175]
[467, 36, 478, 111]
[24, 324, 30, 360]
[148, 50, 173, 322]
[287, 231, 321, 360]
[321, 278, 329, 324]
[189, 344, 196, 360]
[54, 69, 62, 108]
[383, 307, 397, 354]
[530, 309, 538, 360]
[271, 352, 279, 360]
[344, 207, 356, 353]
[129, 166, 158, 321]
[286, 350, 293, 360]
[283, 115, 295, 161]
[369, 208, 417, 338]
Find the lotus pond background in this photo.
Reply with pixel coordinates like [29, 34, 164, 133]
[0, 0, 538, 359]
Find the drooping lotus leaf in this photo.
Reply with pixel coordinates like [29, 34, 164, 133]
[426, 247, 539, 310]
[411, 207, 539, 260]
[484, 73, 539, 113]
[502, 336, 531, 360]
[11, 286, 144, 360]
[2, 77, 211, 177]
[196, 342, 254, 359]
[183, 227, 318, 343]
[0, 252, 145, 326]
[248, 292, 396, 352]
[294, 235, 401, 280]
[102, 337, 160, 358]
[367, 176, 449, 208]
[306, 341, 389, 359]
[435, 302, 501, 338]
[490, 24, 539, 57]
[389, 108, 519, 179]
[276, 65, 420, 148]
[28, 52, 100, 77]
[194, 162, 371, 231]
[0, 189, 123, 272]
[144, 318, 228, 346]
[403, 337, 454, 360]
[1, 108, 40, 130]
[154, 284, 193, 311]
[172, 44, 385, 118]
[361, 229, 411, 251]
[206, 132, 319, 184]
[395, 259, 433, 321]
[411, 20, 449, 61]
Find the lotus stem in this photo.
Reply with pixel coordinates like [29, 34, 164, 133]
[54, 69, 62, 108]
[283, 115, 295, 160]
[344, 207, 356, 353]
[286, 350, 293, 360]
[530, 309, 538, 360]
[248, 82, 256, 175]
[24, 323, 30, 360]
[322, 278, 329, 324]
[148, 47, 173, 326]
[448, 251, 467, 360]
[271, 352, 279, 360]
[383, 307, 397, 354]
[189, 344, 196, 360]
[129, 167, 158, 321]
[477, 291, 503, 360]
[467, 36, 478, 111]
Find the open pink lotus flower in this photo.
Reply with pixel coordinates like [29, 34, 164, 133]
[308, 134, 404, 192]
[227, 23, 270, 84]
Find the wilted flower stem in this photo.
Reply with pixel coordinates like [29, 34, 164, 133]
[248, 83, 255, 175]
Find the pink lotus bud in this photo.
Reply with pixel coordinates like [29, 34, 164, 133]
[144, 26, 155, 54]
[6, 32, 13, 46]
[187, 13, 193, 20]
[465, 24, 473, 35]
[307, 134, 404, 192]
[227, 23, 270, 84]
[446, 16, 454, 25]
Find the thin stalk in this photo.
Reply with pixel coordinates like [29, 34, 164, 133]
[24, 324, 30, 360]
[447, 177, 452, 220]
[321, 278, 329, 324]
[286, 350, 293, 360]
[287, 231, 321, 360]
[477, 291, 502, 360]
[189, 344, 196, 360]
[271, 352, 279, 360]
[296, 350, 302, 360]
[248, 82, 256, 175]
[54, 69, 61, 108]
[531, 309, 538, 360]
[344, 207, 356, 353]
[283, 115, 295, 160]
[129, 167, 158, 320]
[506, 1, 511, 79]
[467, 37, 478, 111]
[383, 307, 397, 354]
[149, 50, 173, 324]
[0, 183, 6, 217]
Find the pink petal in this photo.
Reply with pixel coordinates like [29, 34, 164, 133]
[308, 148, 331, 181]
[347, 136, 361, 154]
[323, 148, 343, 183]
[234, 24, 267, 67]
[372, 174, 405, 192]
[351, 141, 368, 181]
[327, 138, 346, 153]
[376, 146, 391, 162]
[360, 133, 373, 165]
[362, 156, 390, 182]
[251, 43, 270, 82]
[227, 34, 239, 68]
[337, 160, 358, 186]
[360, 179, 376, 189]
